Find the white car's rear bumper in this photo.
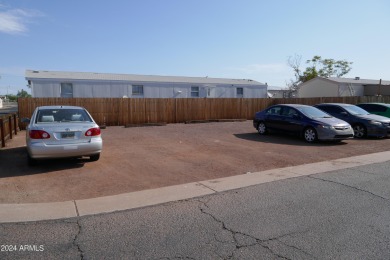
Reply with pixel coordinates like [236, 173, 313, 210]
[27, 138, 103, 159]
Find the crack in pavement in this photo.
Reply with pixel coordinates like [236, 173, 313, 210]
[72, 220, 84, 260]
[158, 256, 196, 260]
[196, 198, 314, 259]
[308, 176, 389, 201]
[265, 236, 317, 260]
[196, 182, 218, 193]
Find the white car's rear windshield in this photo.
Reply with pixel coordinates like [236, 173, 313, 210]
[35, 109, 93, 123]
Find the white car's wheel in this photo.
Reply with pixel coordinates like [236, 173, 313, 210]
[27, 153, 37, 166]
[90, 153, 100, 161]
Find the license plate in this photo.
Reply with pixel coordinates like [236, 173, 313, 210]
[61, 132, 75, 138]
[64, 145, 78, 150]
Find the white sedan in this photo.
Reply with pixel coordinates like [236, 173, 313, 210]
[24, 105, 103, 165]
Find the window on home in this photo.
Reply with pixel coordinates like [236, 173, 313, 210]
[191, 86, 199, 97]
[60, 83, 73, 98]
[236, 87, 243, 98]
[132, 85, 144, 95]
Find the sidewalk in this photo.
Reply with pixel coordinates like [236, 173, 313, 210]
[1, 151, 389, 223]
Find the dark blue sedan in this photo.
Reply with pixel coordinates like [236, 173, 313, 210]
[315, 103, 390, 138]
[253, 104, 354, 143]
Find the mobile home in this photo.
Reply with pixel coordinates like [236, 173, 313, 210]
[26, 70, 268, 98]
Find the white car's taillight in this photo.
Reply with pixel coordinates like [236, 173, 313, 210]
[29, 130, 51, 139]
[85, 127, 101, 137]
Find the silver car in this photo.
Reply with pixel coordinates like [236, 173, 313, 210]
[24, 106, 103, 165]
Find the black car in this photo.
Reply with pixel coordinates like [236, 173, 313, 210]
[314, 103, 390, 138]
[253, 104, 353, 143]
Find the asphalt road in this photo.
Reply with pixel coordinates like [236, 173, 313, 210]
[0, 102, 18, 115]
[1, 161, 390, 259]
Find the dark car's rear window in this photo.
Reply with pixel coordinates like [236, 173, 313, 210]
[358, 104, 388, 113]
[36, 109, 93, 123]
[343, 105, 369, 115]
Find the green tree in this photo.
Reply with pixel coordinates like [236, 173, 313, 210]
[287, 54, 353, 92]
[5, 94, 17, 102]
[16, 89, 31, 98]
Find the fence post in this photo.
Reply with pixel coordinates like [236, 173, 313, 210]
[13, 114, 18, 135]
[8, 116, 13, 139]
[175, 99, 179, 123]
[0, 119, 5, 147]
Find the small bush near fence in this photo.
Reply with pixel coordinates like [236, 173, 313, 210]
[17, 96, 390, 129]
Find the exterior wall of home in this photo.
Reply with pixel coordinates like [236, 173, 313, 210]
[338, 83, 364, 96]
[30, 79, 267, 98]
[364, 85, 390, 96]
[298, 78, 366, 97]
[298, 79, 338, 97]
[268, 90, 292, 98]
[31, 81, 61, 97]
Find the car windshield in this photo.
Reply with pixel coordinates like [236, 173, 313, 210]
[296, 106, 332, 119]
[36, 108, 93, 123]
[343, 105, 369, 115]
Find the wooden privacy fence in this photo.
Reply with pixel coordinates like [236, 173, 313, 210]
[0, 113, 19, 148]
[18, 98, 272, 127]
[18, 96, 390, 128]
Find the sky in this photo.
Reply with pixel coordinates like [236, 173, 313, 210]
[1, 0, 389, 95]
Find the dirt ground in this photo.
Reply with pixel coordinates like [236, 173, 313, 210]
[1, 120, 389, 203]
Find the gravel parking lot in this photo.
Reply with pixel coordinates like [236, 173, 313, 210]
[1, 120, 389, 203]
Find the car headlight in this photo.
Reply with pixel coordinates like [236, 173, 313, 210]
[368, 120, 383, 126]
[319, 125, 333, 129]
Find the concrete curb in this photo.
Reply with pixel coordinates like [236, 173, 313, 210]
[1, 151, 389, 223]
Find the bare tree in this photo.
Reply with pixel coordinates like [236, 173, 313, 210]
[287, 54, 352, 93]
[286, 54, 303, 93]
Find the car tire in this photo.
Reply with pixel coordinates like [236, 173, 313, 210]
[257, 122, 267, 135]
[27, 154, 37, 166]
[90, 153, 100, 161]
[303, 127, 317, 143]
[352, 124, 366, 138]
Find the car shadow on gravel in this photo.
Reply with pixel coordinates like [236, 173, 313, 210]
[234, 132, 349, 146]
[0, 146, 86, 178]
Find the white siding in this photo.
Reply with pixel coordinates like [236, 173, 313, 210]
[338, 83, 364, 97]
[31, 79, 267, 98]
[298, 77, 368, 97]
[74, 83, 93, 97]
[91, 84, 110, 97]
[32, 81, 60, 97]
[242, 87, 267, 98]
[298, 79, 338, 97]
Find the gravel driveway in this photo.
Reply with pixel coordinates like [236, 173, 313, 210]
[1, 121, 389, 203]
